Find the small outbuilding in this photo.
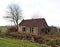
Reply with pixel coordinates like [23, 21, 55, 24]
[18, 18, 48, 35]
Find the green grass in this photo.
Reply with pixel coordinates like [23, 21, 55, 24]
[0, 26, 7, 33]
[0, 26, 7, 30]
[0, 38, 50, 47]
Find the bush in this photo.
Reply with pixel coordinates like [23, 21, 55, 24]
[25, 33, 31, 39]
[45, 39, 60, 46]
[55, 39, 60, 46]
[6, 32, 32, 40]
[7, 26, 17, 33]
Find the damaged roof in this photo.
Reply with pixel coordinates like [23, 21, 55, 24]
[19, 18, 48, 28]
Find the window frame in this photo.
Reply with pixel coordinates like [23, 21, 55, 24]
[30, 27, 34, 33]
[22, 27, 26, 32]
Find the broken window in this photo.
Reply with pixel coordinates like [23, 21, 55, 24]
[30, 27, 34, 33]
[22, 27, 25, 32]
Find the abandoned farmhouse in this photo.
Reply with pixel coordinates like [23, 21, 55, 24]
[18, 18, 48, 35]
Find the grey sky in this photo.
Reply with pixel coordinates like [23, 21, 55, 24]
[0, 0, 60, 26]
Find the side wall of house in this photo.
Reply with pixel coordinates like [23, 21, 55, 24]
[33, 27, 38, 35]
[18, 26, 22, 33]
[18, 26, 38, 35]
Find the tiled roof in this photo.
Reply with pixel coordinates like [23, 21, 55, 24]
[19, 18, 48, 28]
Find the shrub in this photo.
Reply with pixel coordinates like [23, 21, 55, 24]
[7, 26, 17, 33]
[24, 33, 31, 39]
[55, 39, 60, 46]
[6, 32, 32, 40]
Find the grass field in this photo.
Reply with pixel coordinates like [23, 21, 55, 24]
[0, 38, 50, 47]
[0, 26, 7, 33]
[0, 26, 7, 30]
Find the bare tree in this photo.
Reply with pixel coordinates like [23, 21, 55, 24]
[4, 4, 22, 32]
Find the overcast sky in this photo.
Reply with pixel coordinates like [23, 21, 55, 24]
[0, 0, 60, 26]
